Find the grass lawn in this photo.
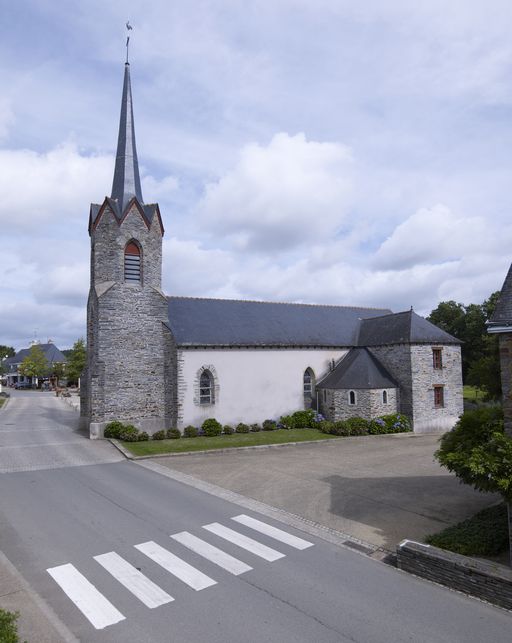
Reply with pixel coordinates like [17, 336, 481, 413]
[122, 428, 339, 456]
[463, 385, 485, 403]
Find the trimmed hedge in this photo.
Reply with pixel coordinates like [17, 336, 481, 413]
[167, 428, 181, 439]
[236, 423, 250, 433]
[223, 425, 234, 435]
[262, 419, 277, 431]
[425, 503, 508, 556]
[202, 418, 223, 437]
[184, 425, 198, 438]
[152, 430, 167, 440]
[318, 413, 411, 437]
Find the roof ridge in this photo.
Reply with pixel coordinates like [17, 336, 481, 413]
[167, 295, 390, 311]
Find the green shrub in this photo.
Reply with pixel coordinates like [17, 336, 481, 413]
[104, 420, 125, 439]
[236, 423, 250, 433]
[425, 503, 508, 556]
[369, 413, 411, 435]
[184, 425, 198, 438]
[0, 608, 19, 643]
[317, 420, 336, 434]
[435, 406, 512, 499]
[250, 423, 261, 432]
[279, 414, 294, 429]
[202, 418, 223, 437]
[290, 409, 315, 428]
[167, 428, 181, 439]
[262, 419, 277, 431]
[332, 420, 351, 436]
[344, 417, 370, 435]
[119, 424, 139, 441]
[138, 431, 150, 441]
[152, 430, 167, 440]
[223, 425, 234, 435]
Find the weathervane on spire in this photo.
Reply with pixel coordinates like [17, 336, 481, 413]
[126, 21, 133, 63]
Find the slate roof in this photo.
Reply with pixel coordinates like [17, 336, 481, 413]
[166, 297, 392, 347]
[317, 348, 397, 390]
[488, 263, 512, 330]
[111, 62, 143, 212]
[358, 310, 461, 346]
[4, 343, 67, 372]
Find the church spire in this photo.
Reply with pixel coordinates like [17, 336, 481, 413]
[111, 62, 144, 212]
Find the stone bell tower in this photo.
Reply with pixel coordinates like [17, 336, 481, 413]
[80, 61, 172, 438]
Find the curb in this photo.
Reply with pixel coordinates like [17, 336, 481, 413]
[109, 430, 436, 460]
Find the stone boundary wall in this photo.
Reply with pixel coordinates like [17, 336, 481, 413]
[397, 539, 512, 610]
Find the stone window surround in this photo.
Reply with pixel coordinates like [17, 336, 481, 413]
[434, 384, 444, 408]
[124, 239, 142, 284]
[303, 367, 315, 396]
[432, 347, 443, 370]
[194, 364, 219, 407]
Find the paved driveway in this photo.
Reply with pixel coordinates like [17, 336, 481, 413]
[0, 389, 122, 473]
[151, 433, 500, 550]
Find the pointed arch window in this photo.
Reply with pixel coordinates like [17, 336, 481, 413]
[382, 390, 388, 404]
[303, 368, 315, 396]
[200, 370, 214, 405]
[124, 241, 141, 282]
[349, 390, 357, 405]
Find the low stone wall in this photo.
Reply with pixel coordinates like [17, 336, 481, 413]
[397, 539, 512, 610]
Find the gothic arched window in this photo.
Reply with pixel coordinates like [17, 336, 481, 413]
[303, 368, 315, 396]
[199, 370, 214, 405]
[124, 241, 141, 282]
[349, 390, 357, 405]
[382, 390, 388, 404]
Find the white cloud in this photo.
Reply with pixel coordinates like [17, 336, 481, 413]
[198, 133, 354, 252]
[373, 205, 496, 271]
[0, 143, 112, 229]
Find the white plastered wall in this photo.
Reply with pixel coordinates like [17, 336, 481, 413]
[178, 348, 349, 428]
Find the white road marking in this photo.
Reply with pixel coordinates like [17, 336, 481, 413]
[232, 514, 314, 550]
[171, 532, 252, 576]
[202, 523, 285, 562]
[47, 563, 125, 630]
[94, 551, 174, 608]
[134, 541, 217, 591]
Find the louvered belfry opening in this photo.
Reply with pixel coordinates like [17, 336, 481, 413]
[124, 241, 141, 282]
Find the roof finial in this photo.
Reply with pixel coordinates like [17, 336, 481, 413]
[126, 21, 133, 64]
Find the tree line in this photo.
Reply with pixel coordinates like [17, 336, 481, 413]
[427, 291, 501, 399]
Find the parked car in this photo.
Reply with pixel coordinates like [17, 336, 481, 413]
[14, 381, 32, 389]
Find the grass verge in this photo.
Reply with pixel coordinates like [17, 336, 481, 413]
[0, 608, 20, 643]
[463, 385, 485, 403]
[122, 427, 339, 456]
[425, 503, 508, 556]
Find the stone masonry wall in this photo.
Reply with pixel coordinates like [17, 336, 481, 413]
[498, 334, 512, 435]
[397, 539, 512, 611]
[319, 388, 397, 421]
[82, 202, 172, 436]
[367, 345, 413, 419]
[410, 344, 463, 432]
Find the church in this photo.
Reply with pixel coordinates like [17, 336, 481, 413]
[80, 62, 463, 438]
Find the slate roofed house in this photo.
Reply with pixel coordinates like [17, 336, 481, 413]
[79, 58, 463, 438]
[4, 342, 67, 387]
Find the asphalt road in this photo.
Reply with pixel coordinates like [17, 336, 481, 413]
[1, 391, 512, 643]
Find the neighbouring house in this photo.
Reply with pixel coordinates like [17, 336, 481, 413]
[80, 60, 463, 438]
[3, 341, 67, 388]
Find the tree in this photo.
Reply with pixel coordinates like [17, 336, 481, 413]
[19, 345, 49, 383]
[66, 339, 86, 384]
[427, 292, 501, 398]
[0, 345, 15, 375]
[435, 407, 512, 563]
[51, 362, 66, 387]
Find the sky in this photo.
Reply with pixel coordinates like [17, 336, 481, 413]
[1, 0, 512, 351]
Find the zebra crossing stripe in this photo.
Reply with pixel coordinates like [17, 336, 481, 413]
[171, 531, 253, 576]
[47, 563, 125, 630]
[202, 523, 285, 562]
[94, 551, 174, 608]
[231, 515, 314, 550]
[134, 541, 217, 590]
